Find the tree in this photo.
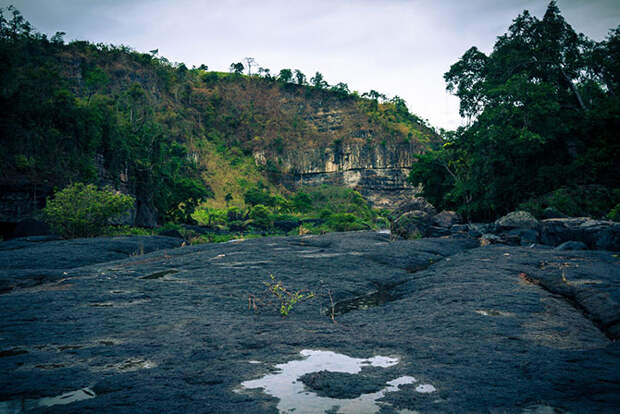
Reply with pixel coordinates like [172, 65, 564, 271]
[244, 57, 257, 75]
[294, 69, 307, 85]
[330, 82, 350, 98]
[410, 1, 620, 220]
[310, 71, 328, 89]
[362, 90, 386, 102]
[278, 68, 293, 83]
[258, 67, 271, 78]
[230, 62, 244, 74]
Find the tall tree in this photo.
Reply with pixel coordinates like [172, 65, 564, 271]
[411, 1, 619, 220]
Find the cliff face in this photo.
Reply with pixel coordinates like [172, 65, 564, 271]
[255, 140, 422, 208]
[0, 33, 439, 230]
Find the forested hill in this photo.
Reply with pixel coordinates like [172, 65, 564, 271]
[0, 7, 437, 227]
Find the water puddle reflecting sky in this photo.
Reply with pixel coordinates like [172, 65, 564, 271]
[0, 388, 95, 414]
[239, 349, 436, 414]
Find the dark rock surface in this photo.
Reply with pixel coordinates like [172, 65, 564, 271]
[0, 236, 183, 292]
[0, 231, 619, 413]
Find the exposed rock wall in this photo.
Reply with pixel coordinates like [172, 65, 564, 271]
[257, 141, 423, 208]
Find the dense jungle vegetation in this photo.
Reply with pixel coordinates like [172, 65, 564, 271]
[410, 2, 619, 221]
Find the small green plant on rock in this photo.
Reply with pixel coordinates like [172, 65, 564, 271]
[249, 274, 314, 317]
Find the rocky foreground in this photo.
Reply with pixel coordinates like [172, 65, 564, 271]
[0, 231, 619, 413]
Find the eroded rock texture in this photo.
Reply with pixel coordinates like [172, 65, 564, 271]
[0, 232, 619, 413]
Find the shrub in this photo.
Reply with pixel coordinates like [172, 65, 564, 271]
[191, 206, 227, 226]
[244, 186, 276, 207]
[519, 185, 617, 219]
[227, 206, 245, 221]
[249, 204, 273, 229]
[608, 203, 620, 222]
[291, 192, 312, 213]
[42, 183, 134, 238]
[326, 212, 369, 232]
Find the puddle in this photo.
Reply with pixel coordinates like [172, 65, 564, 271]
[415, 384, 436, 393]
[140, 269, 178, 280]
[239, 349, 436, 414]
[377, 229, 391, 235]
[474, 309, 515, 317]
[0, 388, 95, 413]
[331, 286, 402, 316]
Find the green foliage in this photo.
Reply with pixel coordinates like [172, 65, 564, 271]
[303, 185, 374, 221]
[227, 206, 245, 221]
[249, 274, 315, 317]
[410, 2, 620, 220]
[42, 183, 134, 238]
[325, 212, 369, 232]
[291, 192, 312, 213]
[249, 204, 272, 229]
[278, 68, 293, 83]
[244, 185, 276, 207]
[0, 7, 209, 225]
[191, 207, 227, 226]
[230, 62, 244, 74]
[310, 71, 328, 89]
[519, 185, 619, 218]
[608, 204, 620, 222]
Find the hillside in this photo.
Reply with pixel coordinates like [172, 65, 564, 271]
[0, 8, 438, 232]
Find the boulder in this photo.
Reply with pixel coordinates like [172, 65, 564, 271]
[392, 198, 437, 219]
[480, 233, 504, 246]
[541, 218, 619, 251]
[432, 210, 462, 228]
[506, 228, 539, 246]
[496, 211, 539, 230]
[542, 207, 567, 219]
[391, 210, 433, 239]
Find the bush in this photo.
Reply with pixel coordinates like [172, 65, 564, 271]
[227, 206, 245, 221]
[244, 186, 276, 207]
[608, 203, 620, 222]
[191, 207, 227, 226]
[249, 204, 273, 229]
[519, 185, 617, 219]
[43, 183, 134, 238]
[325, 212, 369, 232]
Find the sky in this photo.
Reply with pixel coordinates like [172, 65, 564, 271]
[2, 0, 619, 130]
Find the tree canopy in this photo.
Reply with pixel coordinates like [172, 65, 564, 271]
[410, 1, 620, 221]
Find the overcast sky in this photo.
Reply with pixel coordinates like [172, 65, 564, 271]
[2, 0, 618, 130]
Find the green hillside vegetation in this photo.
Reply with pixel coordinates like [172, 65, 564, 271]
[410, 2, 620, 221]
[0, 6, 435, 235]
